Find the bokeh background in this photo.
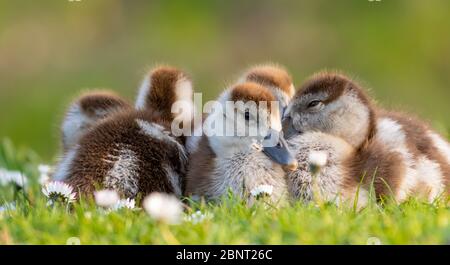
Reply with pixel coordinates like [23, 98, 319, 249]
[0, 0, 449, 160]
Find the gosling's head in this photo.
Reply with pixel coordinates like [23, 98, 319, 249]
[283, 72, 376, 148]
[239, 63, 295, 114]
[206, 82, 298, 170]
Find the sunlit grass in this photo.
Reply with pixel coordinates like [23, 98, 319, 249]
[0, 139, 449, 245]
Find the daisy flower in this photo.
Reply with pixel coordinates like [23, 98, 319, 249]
[0, 168, 28, 188]
[94, 190, 120, 208]
[250, 184, 274, 198]
[184, 210, 213, 224]
[308, 151, 328, 174]
[42, 181, 76, 205]
[308, 151, 328, 167]
[143, 192, 183, 225]
[110, 198, 136, 211]
[38, 164, 52, 185]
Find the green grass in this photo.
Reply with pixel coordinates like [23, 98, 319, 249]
[1, 139, 449, 245]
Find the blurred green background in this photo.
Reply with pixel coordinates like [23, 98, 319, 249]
[0, 0, 449, 160]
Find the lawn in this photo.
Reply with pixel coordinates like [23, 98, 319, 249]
[0, 138, 449, 245]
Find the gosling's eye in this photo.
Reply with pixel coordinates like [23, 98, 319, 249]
[244, 111, 250, 121]
[307, 100, 322, 109]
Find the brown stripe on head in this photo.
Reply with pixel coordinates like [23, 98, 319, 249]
[296, 71, 377, 146]
[230, 82, 276, 106]
[296, 72, 349, 104]
[229, 82, 281, 130]
[136, 66, 193, 123]
[244, 64, 294, 98]
[78, 90, 131, 117]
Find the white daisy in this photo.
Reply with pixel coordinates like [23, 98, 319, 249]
[143, 192, 183, 225]
[308, 151, 328, 167]
[250, 184, 274, 198]
[42, 181, 76, 205]
[94, 189, 120, 208]
[308, 151, 328, 175]
[38, 164, 52, 185]
[184, 210, 213, 224]
[110, 198, 136, 211]
[0, 168, 28, 188]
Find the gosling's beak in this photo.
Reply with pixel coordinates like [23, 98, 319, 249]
[282, 116, 300, 140]
[262, 130, 298, 171]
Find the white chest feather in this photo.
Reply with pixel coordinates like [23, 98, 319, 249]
[207, 151, 288, 202]
[287, 132, 353, 203]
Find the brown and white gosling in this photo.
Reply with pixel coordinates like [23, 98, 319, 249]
[282, 72, 450, 205]
[53, 66, 194, 199]
[61, 91, 131, 152]
[185, 82, 298, 204]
